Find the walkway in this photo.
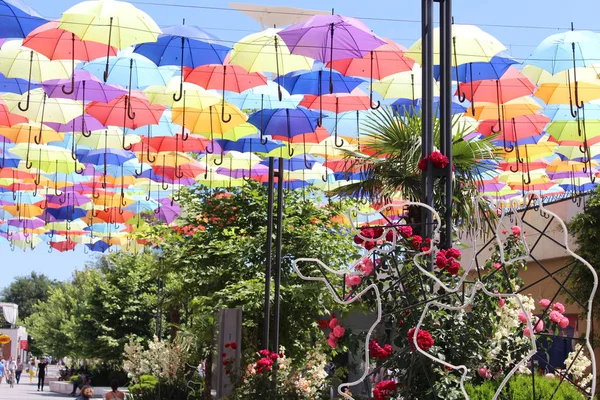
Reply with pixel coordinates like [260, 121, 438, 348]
[0, 380, 71, 399]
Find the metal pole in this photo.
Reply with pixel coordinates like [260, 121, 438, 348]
[272, 157, 284, 380]
[156, 278, 163, 339]
[439, 0, 453, 249]
[262, 157, 275, 350]
[421, 0, 435, 257]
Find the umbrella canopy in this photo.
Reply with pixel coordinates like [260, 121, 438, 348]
[0, 0, 46, 39]
[3, 89, 83, 124]
[0, 40, 72, 81]
[183, 64, 267, 93]
[42, 70, 127, 102]
[86, 94, 166, 130]
[526, 30, 600, 74]
[228, 28, 314, 75]
[275, 70, 364, 95]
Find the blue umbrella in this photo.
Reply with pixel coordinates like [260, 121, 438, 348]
[80, 149, 136, 166]
[259, 155, 317, 171]
[248, 108, 321, 156]
[86, 240, 110, 253]
[79, 51, 178, 90]
[433, 55, 517, 82]
[226, 81, 302, 110]
[543, 103, 600, 121]
[0, 72, 41, 94]
[125, 109, 182, 137]
[269, 180, 309, 190]
[134, 24, 230, 102]
[321, 110, 368, 139]
[216, 137, 284, 154]
[46, 206, 88, 221]
[0, 0, 46, 38]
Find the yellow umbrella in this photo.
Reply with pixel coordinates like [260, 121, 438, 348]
[228, 28, 315, 75]
[499, 142, 558, 162]
[218, 123, 259, 141]
[522, 65, 600, 85]
[371, 67, 440, 100]
[9, 143, 84, 173]
[203, 151, 261, 170]
[535, 82, 600, 104]
[59, 0, 161, 49]
[195, 168, 245, 187]
[171, 103, 247, 136]
[144, 79, 221, 109]
[3, 204, 43, 218]
[148, 151, 195, 167]
[408, 24, 506, 65]
[0, 40, 71, 81]
[3, 89, 82, 124]
[546, 120, 600, 142]
[260, 142, 299, 159]
[0, 122, 64, 144]
[300, 136, 358, 157]
[498, 169, 551, 184]
[472, 97, 543, 121]
[76, 127, 140, 149]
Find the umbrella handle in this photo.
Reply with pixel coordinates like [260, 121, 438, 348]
[173, 37, 185, 102]
[175, 166, 184, 179]
[122, 126, 133, 151]
[334, 132, 344, 148]
[126, 96, 136, 121]
[213, 150, 224, 165]
[18, 51, 34, 111]
[523, 170, 531, 185]
[80, 81, 92, 137]
[304, 153, 312, 169]
[84, 245, 89, 254]
[322, 174, 328, 182]
[368, 53, 381, 110]
[259, 103, 268, 145]
[329, 23, 334, 94]
[103, 17, 114, 82]
[62, 34, 76, 95]
[135, 163, 144, 176]
[221, 100, 231, 123]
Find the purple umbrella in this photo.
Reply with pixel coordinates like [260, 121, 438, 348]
[8, 217, 45, 229]
[46, 192, 92, 207]
[279, 14, 385, 93]
[155, 197, 181, 224]
[45, 115, 105, 133]
[42, 70, 127, 103]
[217, 164, 269, 179]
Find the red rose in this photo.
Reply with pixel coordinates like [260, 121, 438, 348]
[229, 342, 237, 350]
[373, 380, 398, 400]
[446, 248, 461, 259]
[429, 151, 449, 168]
[399, 225, 413, 238]
[353, 235, 364, 245]
[364, 241, 377, 251]
[447, 260, 461, 275]
[418, 156, 429, 171]
[410, 235, 423, 250]
[385, 229, 395, 242]
[435, 253, 448, 269]
[408, 328, 434, 350]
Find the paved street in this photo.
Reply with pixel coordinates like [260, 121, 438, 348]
[0, 380, 71, 400]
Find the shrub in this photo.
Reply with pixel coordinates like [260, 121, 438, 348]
[466, 374, 587, 400]
[127, 375, 158, 400]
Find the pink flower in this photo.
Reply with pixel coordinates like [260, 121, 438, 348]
[501, 229, 507, 235]
[552, 302, 565, 313]
[539, 298, 551, 308]
[533, 317, 544, 333]
[549, 310, 563, 323]
[559, 317, 570, 329]
[498, 298, 505, 307]
[493, 263, 502, 269]
[333, 325, 346, 339]
[524, 327, 532, 337]
[512, 226, 521, 235]
[478, 367, 492, 379]
[345, 274, 362, 287]
[518, 312, 528, 323]
[357, 258, 374, 275]
[329, 317, 339, 328]
[327, 337, 338, 348]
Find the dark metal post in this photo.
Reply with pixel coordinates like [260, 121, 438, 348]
[263, 157, 275, 349]
[421, 0, 435, 257]
[272, 157, 285, 381]
[439, 0, 453, 249]
[156, 277, 163, 339]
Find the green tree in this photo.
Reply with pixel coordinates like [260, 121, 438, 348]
[0, 272, 58, 321]
[331, 107, 498, 232]
[567, 186, 600, 319]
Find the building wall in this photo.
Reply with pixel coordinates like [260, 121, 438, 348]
[0, 327, 28, 361]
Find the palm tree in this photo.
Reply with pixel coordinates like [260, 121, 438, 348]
[331, 106, 498, 233]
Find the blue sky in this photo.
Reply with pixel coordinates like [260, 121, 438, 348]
[0, 0, 596, 289]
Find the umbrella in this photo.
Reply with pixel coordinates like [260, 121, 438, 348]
[478, 114, 550, 151]
[144, 79, 221, 109]
[0, 0, 46, 39]
[433, 54, 517, 81]
[300, 88, 373, 113]
[228, 28, 314, 77]
[408, 24, 507, 65]
[327, 39, 414, 107]
[0, 122, 64, 144]
[42, 70, 127, 103]
[171, 103, 246, 144]
[134, 24, 230, 102]
[183, 64, 267, 123]
[3, 89, 83, 128]
[0, 40, 72, 111]
[0, 101, 28, 126]
[372, 67, 440, 100]
[226, 81, 302, 110]
[279, 14, 385, 93]
[472, 97, 542, 121]
[0, 73, 40, 94]
[59, 0, 162, 82]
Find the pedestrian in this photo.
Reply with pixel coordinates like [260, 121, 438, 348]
[28, 359, 36, 383]
[104, 380, 125, 400]
[76, 385, 95, 400]
[0, 359, 5, 385]
[37, 356, 49, 391]
[15, 357, 23, 384]
[7, 357, 16, 387]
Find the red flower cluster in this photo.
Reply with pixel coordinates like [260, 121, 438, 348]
[369, 339, 393, 360]
[254, 350, 280, 373]
[407, 328, 434, 351]
[224, 341, 237, 350]
[373, 380, 398, 400]
[434, 247, 462, 275]
[327, 316, 345, 349]
[418, 151, 449, 171]
[353, 225, 385, 250]
[384, 224, 413, 242]
[171, 224, 202, 236]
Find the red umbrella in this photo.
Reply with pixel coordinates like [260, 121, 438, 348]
[299, 88, 372, 113]
[478, 114, 550, 151]
[0, 101, 28, 126]
[153, 161, 206, 180]
[327, 39, 414, 107]
[86, 94, 166, 131]
[50, 239, 78, 252]
[183, 64, 266, 123]
[272, 126, 330, 143]
[138, 133, 212, 153]
[95, 207, 135, 224]
[458, 68, 536, 113]
[24, 21, 117, 95]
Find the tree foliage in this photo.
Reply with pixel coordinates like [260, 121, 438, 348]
[0, 272, 58, 321]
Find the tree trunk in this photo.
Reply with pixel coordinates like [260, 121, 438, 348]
[203, 352, 213, 400]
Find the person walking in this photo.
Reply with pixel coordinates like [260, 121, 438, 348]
[104, 380, 125, 400]
[15, 357, 23, 384]
[7, 357, 16, 388]
[37, 356, 48, 391]
[0, 359, 5, 385]
[28, 359, 36, 383]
